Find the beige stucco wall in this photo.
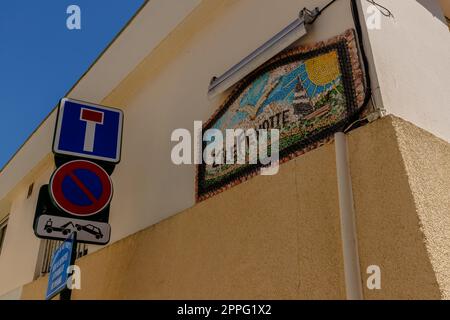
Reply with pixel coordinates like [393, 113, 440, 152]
[0, 0, 358, 295]
[4, 0, 450, 299]
[20, 116, 450, 299]
[22, 141, 347, 300]
[349, 117, 442, 299]
[394, 117, 450, 299]
[97, 0, 357, 248]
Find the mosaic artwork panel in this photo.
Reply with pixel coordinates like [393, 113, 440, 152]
[197, 29, 366, 201]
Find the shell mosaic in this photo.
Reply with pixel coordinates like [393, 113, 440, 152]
[197, 29, 366, 202]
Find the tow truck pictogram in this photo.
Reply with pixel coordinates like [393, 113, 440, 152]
[44, 219, 74, 235]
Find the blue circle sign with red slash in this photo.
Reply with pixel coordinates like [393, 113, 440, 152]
[50, 160, 113, 216]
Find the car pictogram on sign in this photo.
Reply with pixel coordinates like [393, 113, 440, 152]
[75, 223, 104, 239]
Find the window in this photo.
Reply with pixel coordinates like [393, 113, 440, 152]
[0, 218, 8, 255]
[27, 183, 34, 199]
[38, 239, 88, 276]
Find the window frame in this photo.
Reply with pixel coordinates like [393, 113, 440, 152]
[0, 217, 8, 255]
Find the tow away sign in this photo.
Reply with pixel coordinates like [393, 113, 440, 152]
[36, 214, 110, 245]
[33, 185, 111, 245]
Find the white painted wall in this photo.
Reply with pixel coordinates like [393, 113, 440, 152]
[361, 0, 450, 142]
[0, 286, 22, 300]
[0, 164, 53, 295]
[69, 0, 201, 102]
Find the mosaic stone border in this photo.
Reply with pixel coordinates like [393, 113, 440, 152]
[196, 29, 366, 202]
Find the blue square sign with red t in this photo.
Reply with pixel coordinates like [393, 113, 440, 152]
[53, 98, 123, 163]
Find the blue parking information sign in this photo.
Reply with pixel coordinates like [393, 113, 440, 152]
[53, 98, 123, 163]
[46, 232, 76, 300]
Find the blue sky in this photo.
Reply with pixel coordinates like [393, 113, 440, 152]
[0, 0, 145, 169]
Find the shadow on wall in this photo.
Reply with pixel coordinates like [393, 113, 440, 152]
[416, 0, 448, 24]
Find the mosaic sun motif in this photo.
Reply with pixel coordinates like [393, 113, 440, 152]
[197, 29, 366, 201]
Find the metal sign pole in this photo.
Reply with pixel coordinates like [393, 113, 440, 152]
[59, 231, 77, 301]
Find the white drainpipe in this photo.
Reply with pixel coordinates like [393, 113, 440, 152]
[334, 132, 363, 300]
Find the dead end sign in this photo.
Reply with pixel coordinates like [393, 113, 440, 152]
[50, 160, 113, 216]
[53, 98, 123, 164]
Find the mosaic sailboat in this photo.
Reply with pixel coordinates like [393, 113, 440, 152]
[293, 76, 331, 120]
[293, 77, 314, 118]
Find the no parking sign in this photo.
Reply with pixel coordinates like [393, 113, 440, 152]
[50, 160, 113, 216]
